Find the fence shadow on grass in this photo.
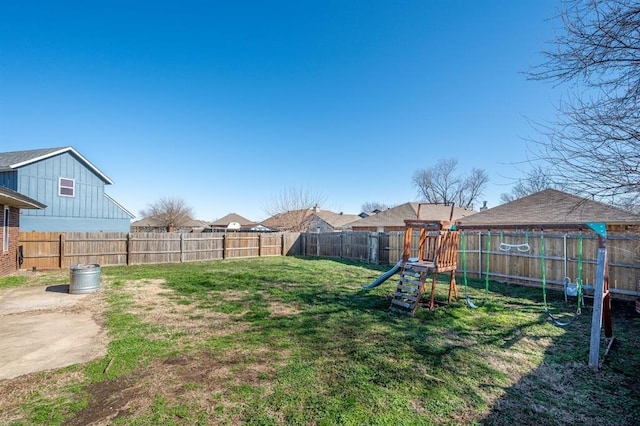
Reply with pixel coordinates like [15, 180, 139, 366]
[113, 256, 640, 424]
[477, 299, 640, 425]
[324, 260, 640, 424]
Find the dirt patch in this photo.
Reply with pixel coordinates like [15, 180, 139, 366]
[0, 276, 295, 425]
[68, 347, 285, 425]
[63, 280, 292, 425]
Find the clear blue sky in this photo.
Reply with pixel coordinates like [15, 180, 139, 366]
[1, 1, 562, 222]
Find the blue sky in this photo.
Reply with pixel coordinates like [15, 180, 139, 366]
[1, 1, 562, 221]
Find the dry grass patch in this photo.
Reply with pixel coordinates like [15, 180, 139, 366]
[267, 301, 301, 317]
[119, 278, 250, 344]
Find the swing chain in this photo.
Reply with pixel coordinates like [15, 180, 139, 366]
[541, 231, 583, 327]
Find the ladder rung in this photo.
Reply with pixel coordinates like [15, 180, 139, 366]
[394, 292, 418, 302]
[391, 299, 414, 309]
[397, 284, 419, 294]
[400, 277, 422, 286]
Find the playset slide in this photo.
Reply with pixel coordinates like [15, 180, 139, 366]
[362, 258, 418, 291]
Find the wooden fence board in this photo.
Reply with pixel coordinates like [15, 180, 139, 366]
[64, 232, 128, 267]
[129, 233, 181, 265]
[181, 234, 224, 262]
[18, 232, 61, 270]
[260, 233, 283, 257]
[341, 232, 370, 262]
[224, 234, 259, 259]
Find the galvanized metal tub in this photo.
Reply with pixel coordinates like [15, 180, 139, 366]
[69, 264, 101, 294]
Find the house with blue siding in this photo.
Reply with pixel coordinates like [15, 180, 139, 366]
[0, 147, 134, 232]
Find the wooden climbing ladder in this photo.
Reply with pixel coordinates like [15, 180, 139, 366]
[389, 207, 460, 316]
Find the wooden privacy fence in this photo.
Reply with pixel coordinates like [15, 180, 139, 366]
[17, 230, 640, 299]
[301, 232, 378, 263]
[19, 232, 299, 269]
[300, 230, 640, 299]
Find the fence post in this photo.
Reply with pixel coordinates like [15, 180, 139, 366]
[180, 233, 184, 263]
[222, 233, 226, 259]
[126, 233, 131, 265]
[301, 233, 306, 256]
[589, 238, 608, 369]
[369, 232, 379, 264]
[59, 233, 65, 269]
[258, 233, 263, 257]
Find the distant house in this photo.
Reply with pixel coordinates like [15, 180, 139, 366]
[458, 189, 640, 231]
[346, 202, 476, 232]
[211, 213, 257, 231]
[261, 205, 361, 232]
[130, 217, 211, 233]
[0, 186, 46, 276]
[0, 147, 134, 232]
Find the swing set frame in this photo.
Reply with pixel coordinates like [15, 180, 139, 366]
[457, 222, 612, 371]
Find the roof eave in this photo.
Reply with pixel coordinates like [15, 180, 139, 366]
[10, 147, 114, 185]
[0, 187, 46, 209]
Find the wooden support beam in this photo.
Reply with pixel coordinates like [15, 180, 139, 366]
[589, 238, 608, 370]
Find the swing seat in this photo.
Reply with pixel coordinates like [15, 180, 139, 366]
[566, 285, 578, 297]
[564, 277, 579, 297]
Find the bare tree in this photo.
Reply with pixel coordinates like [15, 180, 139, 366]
[360, 202, 394, 212]
[500, 166, 559, 203]
[139, 197, 194, 230]
[529, 0, 640, 207]
[263, 186, 326, 231]
[412, 158, 489, 208]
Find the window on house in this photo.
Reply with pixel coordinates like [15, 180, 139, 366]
[3, 207, 8, 252]
[59, 178, 75, 197]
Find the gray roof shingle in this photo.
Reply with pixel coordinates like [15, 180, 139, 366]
[347, 202, 476, 228]
[0, 186, 46, 209]
[0, 147, 113, 184]
[211, 213, 255, 227]
[459, 189, 640, 227]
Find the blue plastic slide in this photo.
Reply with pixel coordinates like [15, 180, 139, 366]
[362, 258, 418, 291]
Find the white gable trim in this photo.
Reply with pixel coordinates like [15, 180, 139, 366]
[9, 147, 114, 185]
[104, 193, 135, 218]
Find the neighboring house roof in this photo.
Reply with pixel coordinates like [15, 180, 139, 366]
[458, 189, 640, 227]
[261, 209, 313, 231]
[0, 147, 114, 184]
[211, 213, 256, 228]
[131, 217, 164, 228]
[313, 210, 361, 229]
[131, 217, 210, 228]
[261, 207, 360, 231]
[347, 202, 476, 228]
[0, 186, 46, 210]
[358, 209, 382, 218]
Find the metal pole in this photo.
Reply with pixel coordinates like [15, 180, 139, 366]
[478, 232, 483, 280]
[588, 238, 606, 370]
[563, 234, 568, 279]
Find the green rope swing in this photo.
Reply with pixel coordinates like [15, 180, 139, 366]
[462, 231, 491, 309]
[541, 232, 583, 327]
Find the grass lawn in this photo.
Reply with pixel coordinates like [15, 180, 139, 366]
[1, 256, 639, 425]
